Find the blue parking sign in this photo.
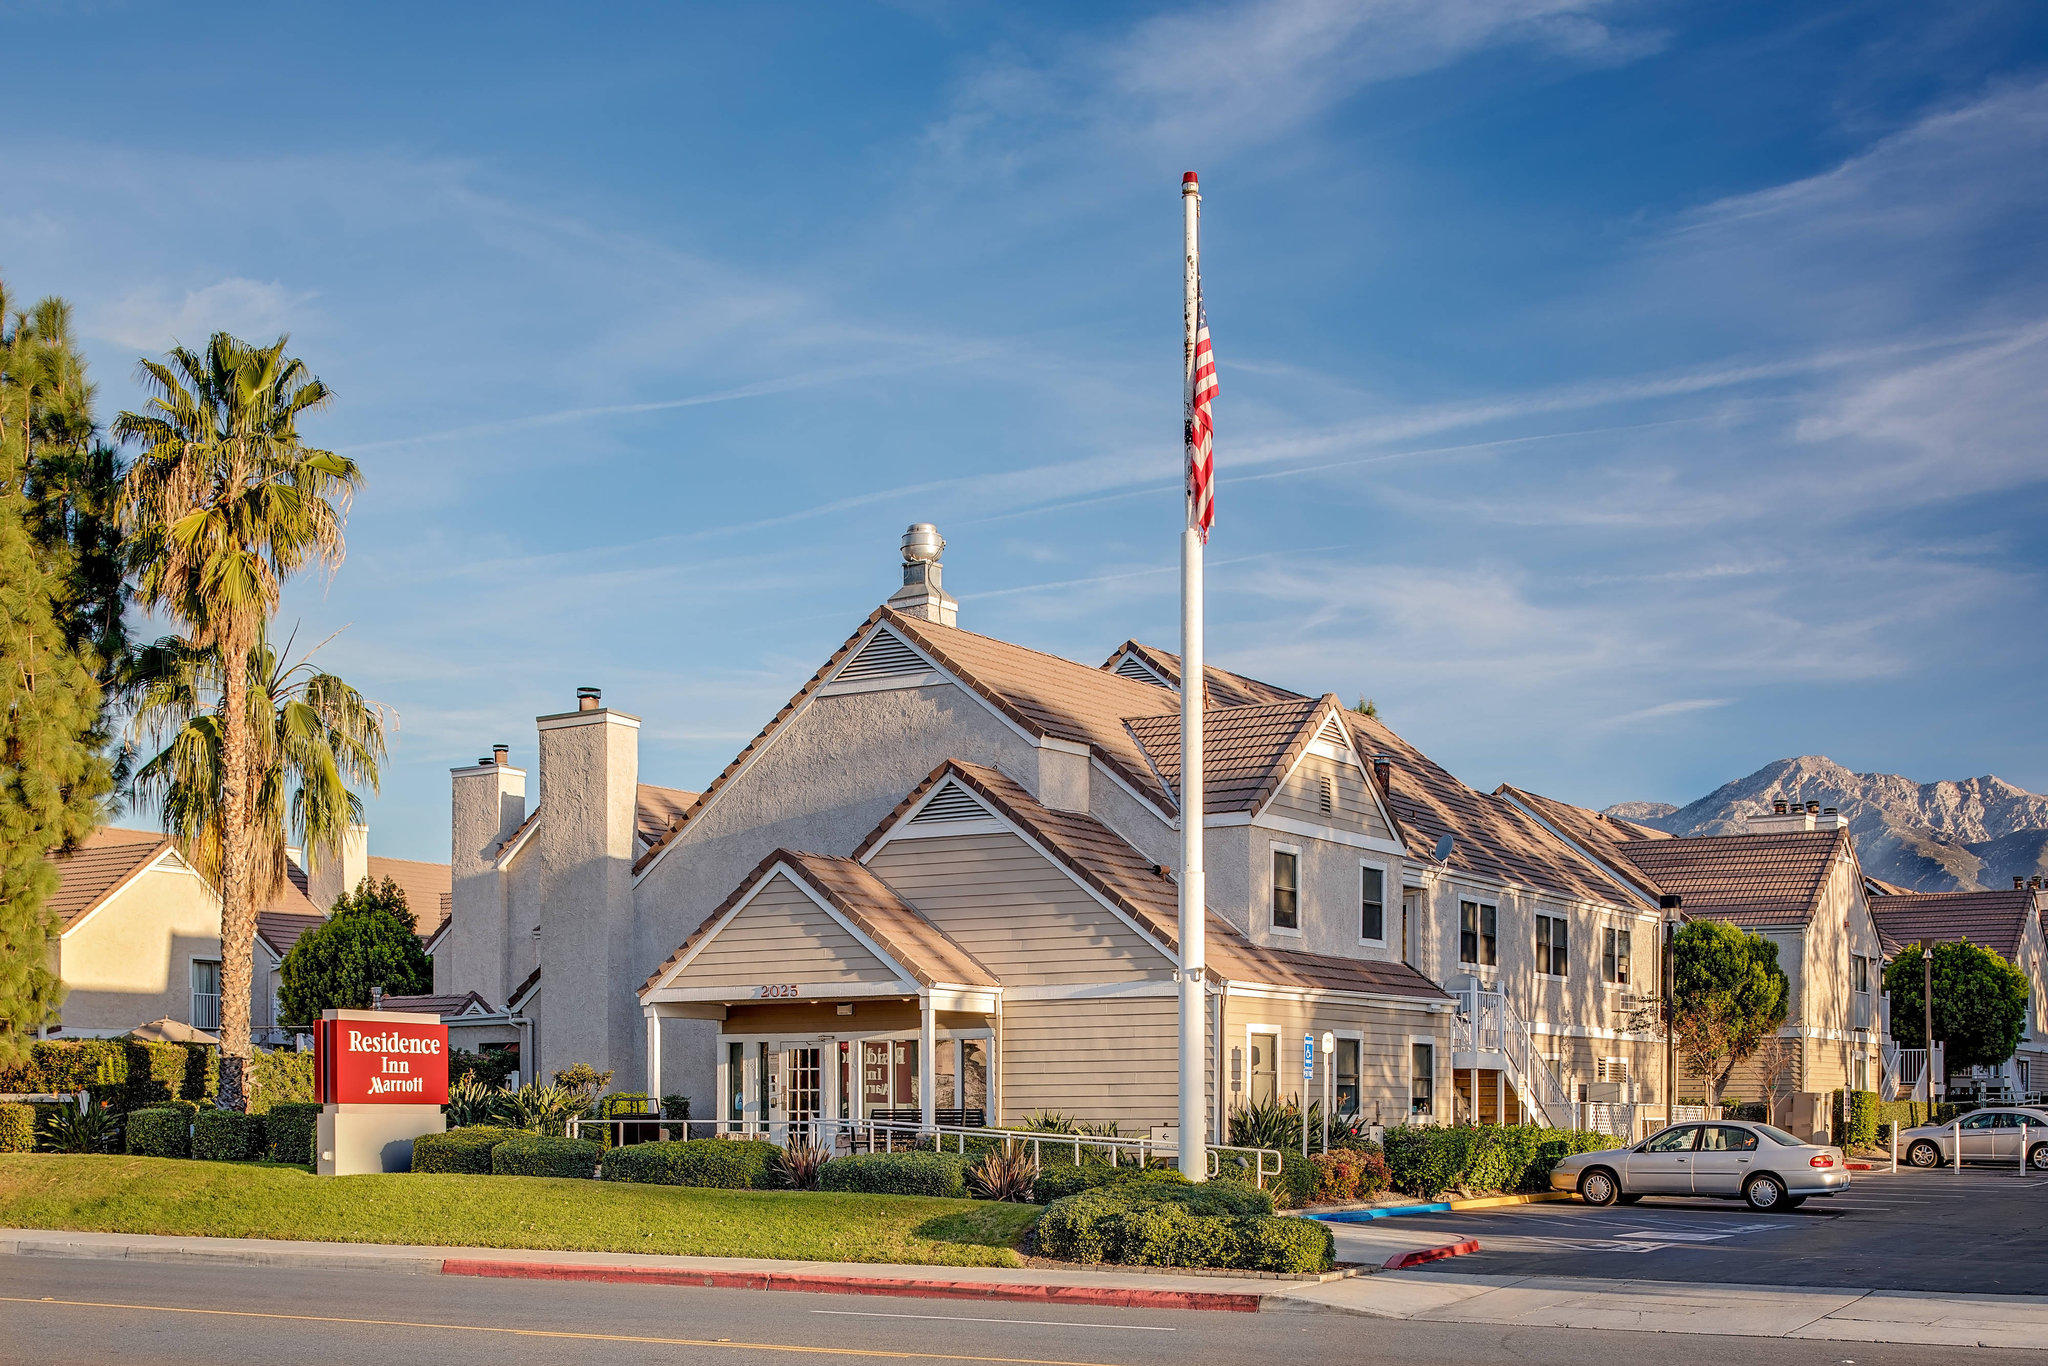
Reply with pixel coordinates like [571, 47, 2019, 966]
[1303, 1033, 1315, 1081]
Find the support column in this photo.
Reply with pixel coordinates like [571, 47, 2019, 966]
[919, 996, 937, 1134]
[645, 1009, 662, 1100]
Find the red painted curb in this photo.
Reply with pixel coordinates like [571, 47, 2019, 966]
[440, 1259, 1266, 1312]
[1382, 1238, 1479, 1270]
[1846, 1161, 1876, 1171]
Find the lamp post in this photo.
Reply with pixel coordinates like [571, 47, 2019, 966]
[1660, 894, 1683, 1129]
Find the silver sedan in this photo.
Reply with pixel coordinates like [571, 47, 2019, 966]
[1899, 1107, 2048, 1170]
[1550, 1120, 1850, 1211]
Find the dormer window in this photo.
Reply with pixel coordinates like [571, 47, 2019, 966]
[1271, 848, 1300, 932]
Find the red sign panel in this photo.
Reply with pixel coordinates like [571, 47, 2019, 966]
[315, 1013, 449, 1106]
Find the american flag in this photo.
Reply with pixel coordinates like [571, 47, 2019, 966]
[1187, 296, 1217, 541]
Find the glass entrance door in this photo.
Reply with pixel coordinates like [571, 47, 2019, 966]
[781, 1043, 823, 1144]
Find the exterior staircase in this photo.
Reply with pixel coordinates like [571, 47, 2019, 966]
[1452, 984, 1584, 1131]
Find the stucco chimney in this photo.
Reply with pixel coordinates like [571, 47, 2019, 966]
[885, 523, 958, 626]
[1749, 801, 1816, 835]
[445, 749, 528, 1004]
[306, 822, 370, 911]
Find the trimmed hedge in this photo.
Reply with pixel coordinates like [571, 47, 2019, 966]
[249, 1050, 315, 1112]
[265, 1102, 322, 1164]
[1036, 1182, 1326, 1273]
[0, 1103, 33, 1153]
[1031, 1163, 1187, 1205]
[125, 1107, 191, 1159]
[599, 1138, 780, 1189]
[412, 1125, 521, 1174]
[818, 1151, 971, 1198]
[493, 1133, 602, 1179]
[194, 1109, 267, 1162]
[1834, 1090, 1879, 1149]
[1383, 1123, 1614, 1199]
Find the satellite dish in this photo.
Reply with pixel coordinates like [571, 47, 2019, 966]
[1432, 833, 1455, 864]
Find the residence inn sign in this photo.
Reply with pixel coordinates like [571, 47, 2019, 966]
[314, 1009, 449, 1176]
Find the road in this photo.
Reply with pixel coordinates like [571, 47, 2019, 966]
[1321, 1165, 2048, 1293]
[4, 1256, 2044, 1366]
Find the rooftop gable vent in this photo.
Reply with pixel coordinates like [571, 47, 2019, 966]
[1315, 714, 1350, 748]
[909, 781, 991, 825]
[838, 628, 927, 683]
[1113, 653, 1172, 687]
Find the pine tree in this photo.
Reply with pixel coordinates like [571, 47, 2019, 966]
[0, 290, 113, 1061]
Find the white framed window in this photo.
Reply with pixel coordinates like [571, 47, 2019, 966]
[190, 958, 221, 1031]
[1536, 913, 1569, 978]
[1459, 901, 1497, 968]
[1333, 1032, 1363, 1119]
[1358, 862, 1386, 944]
[1270, 846, 1301, 934]
[1409, 1039, 1436, 1120]
[1246, 1027, 1281, 1104]
[1601, 926, 1631, 985]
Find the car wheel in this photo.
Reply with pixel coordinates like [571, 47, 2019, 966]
[1743, 1174, 1788, 1211]
[1579, 1168, 1621, 1207]
[1907, 1140, 1943, 1168]
[2030, 1143, 2048, 1173]
[1615, 1194, 1643, 1205]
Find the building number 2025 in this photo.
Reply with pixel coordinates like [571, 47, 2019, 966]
[757, 984, 800, 999]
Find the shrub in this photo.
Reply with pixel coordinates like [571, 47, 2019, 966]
[818, 1151, 971, 1198]
[249, 1049, 315, 1112]
[1274, 1151, 1315, 1209]
[1031, 1162, 1185, 1205]
[1383, 1123, 1613, 1199]
[265, 1101, 321, 1164]
[492, 1133, 601, 1178]
[450, 1047, 519, 1090]
[412, 1125, 521, 1174]
[1835, 1090, 1879, 1149]
[446, 1075, 506, 1129]
[0, 1103, 32, 1152]
[499, 1082, 581, 1136]
[0, 1038, 128, 1095]
[1351, 1147, 1390, 1197]
[125, 1107, 190, 1159]
[1236, 1215, 1335, 1273]
[600, 1138, 780, 1189]
[43, 1101, 121, 1153]
[661, 1094, 691, 1120]
[1035, 1182, 1325, 1272]
[776, 1140, 832, 1191]
[1311, 1150, 1366, 1202]
[193, 1109, 267, 1161]
[968, 1142, 1039, 1202]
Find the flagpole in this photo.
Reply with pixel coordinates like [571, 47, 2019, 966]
[1177, 170, 1208, 1180]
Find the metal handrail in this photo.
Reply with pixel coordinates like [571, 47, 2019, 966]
[566, 1114, 1284, 1188]
[1458, 984, 1574, 1126]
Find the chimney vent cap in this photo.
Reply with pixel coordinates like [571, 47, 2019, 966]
[1805, 800, 1821, 814]
[1773, 800, 1789, 815]
[576, 686, 602, 712]
[493, 744, 510, 765]
[902, 523, 944, 564]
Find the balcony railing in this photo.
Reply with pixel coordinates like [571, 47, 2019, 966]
[190, 993, 221, 1032]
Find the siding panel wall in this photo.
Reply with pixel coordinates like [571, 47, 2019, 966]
[676, 874, 901, 990]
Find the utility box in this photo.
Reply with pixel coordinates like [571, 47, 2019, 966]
[1787, 1091, 1830, 1144]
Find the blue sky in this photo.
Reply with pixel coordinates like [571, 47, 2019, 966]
[7, 1, 2046, 860]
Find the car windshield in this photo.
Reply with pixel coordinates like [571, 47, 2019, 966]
[1753, 1123, 1806, 1146]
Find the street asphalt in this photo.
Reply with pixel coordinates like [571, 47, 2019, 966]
[5, 1255, 2043, 1366]
[1325, 1164, 2048, 1294]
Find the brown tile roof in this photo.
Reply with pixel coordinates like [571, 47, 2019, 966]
[635, 784, 701, 848]
[1103, 641, 1307, 708]
[495, 807, 542, 863]
[367, 855, 452, 936]
[47, 827, 173, 929]
[1337, 715, 1638, 906]
[256, 911, 326, 958]
[508, 964, 541, 1008]
[377, 991, 496, 1017]
[860, 760, 1449, 1003]
[1496, 785, 1671, 903]
[1614, 830, 1848, 927]
[272, 861, 327, 917]
[641, 847, 1000, 997]
[1126, 695, 1335, 814]
[1869, 889, 2037, 959]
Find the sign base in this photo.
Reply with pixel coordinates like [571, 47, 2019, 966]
[317, 1103, 446, 1175]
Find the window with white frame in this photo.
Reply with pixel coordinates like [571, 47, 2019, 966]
[1410, 1041, 1436, 1118]
[1536, 913, 1568, 978]
[1601, 926, 1631, 985]
[1249, 1029, 1280, 1104]
[190, 959, 221, 1030]
[1271, 848, 1300, 932]
[1459, 901, 1496, 967]
[1359, 864, 1385, 942]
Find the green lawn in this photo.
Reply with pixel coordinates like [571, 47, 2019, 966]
[0, 1155, 1038, 1268]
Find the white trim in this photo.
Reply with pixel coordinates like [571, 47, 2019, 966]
[1223, 981, 1453, 1014]
[1494, 790, 1663, 911]
[1243, 1024, 1283, 1104]
[495, 816, 541, 869]
[1456, 896, 1500, 972]
[1256, 705, 1406, 848]
[1268, 842, 1303, 938]
[1407, 1034, 1439, 1123]
[60, 844, 199, 941]
[451, 763, 527, 779]
[535, 709, 642, 732]
[656, 980, 922, 1005]
[1526, 1021, 1664, 1043]
[816, 670, 947, 697]
[1535, 909, 1570, 981]
[884, 817, 1009, 841]
[1357, 858, 1390, 948]
[1107, 649, 1175, 689]
[1001, 979, 1179, 1002]
[1209, 810, 1408, 858]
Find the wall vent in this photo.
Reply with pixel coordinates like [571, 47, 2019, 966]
[838, 628, 927, 683]
[909, 781, 990, 824]
[1319, 774, 1338, 815]
[1113, 653, 1171, 686]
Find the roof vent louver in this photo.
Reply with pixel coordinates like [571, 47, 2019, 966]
[1319, 774, 1338, 815]
[838, 628, 927, 683]
[909, 781, 990, 824]
[1316, 714, 1350, 748]
[1114, 653, 1170, 686]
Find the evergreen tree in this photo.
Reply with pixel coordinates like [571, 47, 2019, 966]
[1672, 918, 1790, 1104]
[0, 290, 113, 1061]
[277, 876, 432, 1027]
[1884, 939, 2030, 1074]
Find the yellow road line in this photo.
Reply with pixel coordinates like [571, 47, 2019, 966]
[0, 1295, 1121, 1366]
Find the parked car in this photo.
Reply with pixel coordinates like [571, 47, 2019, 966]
[1899, 1107, 2048, 1170]
[1550, 1121, 1850, 1211]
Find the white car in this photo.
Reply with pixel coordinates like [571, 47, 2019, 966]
[1549, 1120, 1850, 1211]
[1900, 1107, 2048, 1170]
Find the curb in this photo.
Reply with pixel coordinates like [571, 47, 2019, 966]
[1310, 1191, 1570, 1223]
[440, 1258, 1267, 1312]
[1381, 1239, 1480, 1270]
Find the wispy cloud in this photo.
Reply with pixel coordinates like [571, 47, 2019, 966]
[86, 276, 316, 351]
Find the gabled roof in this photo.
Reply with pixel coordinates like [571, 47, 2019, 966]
[366, 855, 452, 936]
[507, 964, 541, 1010]
[48, 828, 174, 930]
[1869, 889, 2038, 959]
[1125, 694, 1330, 814]
[1496, 785, 1671, 904]
[642, 847, 1000, 997]
[635, 784, 701, 848]
[858, 759, 1449, 1003]
[1101, 641, 1306, 707]
[1614, 830, 1848, 928]
[377, 990, 497, 1018]
[1338, 716, 1639, 906]
[256, 911, 326, 959]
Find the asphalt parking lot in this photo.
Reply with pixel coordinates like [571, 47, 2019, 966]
[1321, 1166, 2048, 1295]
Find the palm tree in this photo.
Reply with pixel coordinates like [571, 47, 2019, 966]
[114, 335, 359, 1108]
[130, 628, 388, 935]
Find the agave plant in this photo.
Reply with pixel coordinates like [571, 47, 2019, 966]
[1018, 1111, 1080, 1134]
[446, 1074, 505, 1128]
[43, 1101, 120, 1154]
[1228, 1096, 1326, 1152]
[968, 1140, 1038, 1202]
[775, 1139, 832, 1190]
[500, 1082, 581, 1136]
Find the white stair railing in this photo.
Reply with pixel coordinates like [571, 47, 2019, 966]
[1457, 985, 1574, 1128]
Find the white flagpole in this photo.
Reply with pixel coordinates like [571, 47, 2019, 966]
[1177, 170, 1208, 1180]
